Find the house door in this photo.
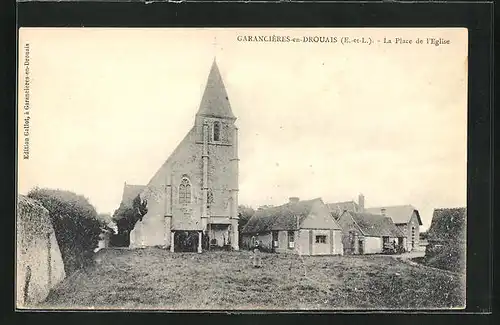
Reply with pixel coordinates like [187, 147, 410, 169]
[272, 231, 278, 252]
[358, 239, 364, 254]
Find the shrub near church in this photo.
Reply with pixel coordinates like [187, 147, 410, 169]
[27, 188, 103, 274]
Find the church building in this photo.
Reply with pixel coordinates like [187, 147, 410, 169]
[121, 60, 240, 252]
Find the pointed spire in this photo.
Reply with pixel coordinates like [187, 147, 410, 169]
[196, 59, 235, 119]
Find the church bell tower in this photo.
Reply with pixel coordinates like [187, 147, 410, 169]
[195, 59, 239, 250]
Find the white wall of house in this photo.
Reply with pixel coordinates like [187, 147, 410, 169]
[291, 229, 343, 256]
[364, 236, 383, 254]
[296, 229, 310, 255]
[243, 228, 343, 256]
[310, 229, 331, 255]
[408, 212, 421, 251]
[332, 230, 343, 255]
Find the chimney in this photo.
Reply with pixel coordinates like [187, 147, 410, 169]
[381, 208, 386, 216]
[289, 197, 300, 204]
[358, 193, 365, 211]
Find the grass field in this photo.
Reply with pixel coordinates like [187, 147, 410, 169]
[40, 247, 465, 310]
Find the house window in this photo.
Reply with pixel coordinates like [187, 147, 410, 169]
[213, 121, 221, 142]
[315, 235, 327, 244]
[383, 236, 390, 244]
[179, 178, 191, 204]
[288, 231, 295, 248]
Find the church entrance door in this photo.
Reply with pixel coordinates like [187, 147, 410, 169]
[174, 231, 199, 252]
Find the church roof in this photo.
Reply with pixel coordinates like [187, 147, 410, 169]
[365, 205, 422, 225]
[120, 183, 146, 208]
[196, 59, 235, 119]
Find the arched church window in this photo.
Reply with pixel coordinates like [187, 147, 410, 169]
[213, 121, 221, 142]
[179, 178, 191, 204]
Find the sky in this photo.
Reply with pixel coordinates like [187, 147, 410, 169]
[18, 28, 468, 231]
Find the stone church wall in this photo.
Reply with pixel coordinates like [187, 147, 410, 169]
[206, 141, 235, 217]
[129, 61, 239, 249]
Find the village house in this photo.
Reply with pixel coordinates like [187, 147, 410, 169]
[327, 193, 365, 218]
[241, 197, 343, 256]
[337, 210, 407, 255]
[328, 194, 421, 251]
[426, 207, 466, 258]
[17, 195, 66, 307]
[365, 205, 422, 251]
[118, 59, 240, 252]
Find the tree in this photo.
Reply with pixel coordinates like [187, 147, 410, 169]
[111, 195, 148, 246]
[238, 205, 255, 230]
[237, 205, 255, 248]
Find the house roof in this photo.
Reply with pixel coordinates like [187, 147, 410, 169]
[427, 207, 466, 242]
[120, 183, 146, 207]
[346, 211, 407, 238]
[196, 59, 235, 119]
[242, 198, 332, 233]
[365, 205, 422, 225]
[327, 201, 360, 217]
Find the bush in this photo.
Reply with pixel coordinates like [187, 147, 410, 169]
[424, 241, 466, 273]
[27, 187, 102, 274]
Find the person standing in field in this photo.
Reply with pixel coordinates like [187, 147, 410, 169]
[252, 240, 262, 268]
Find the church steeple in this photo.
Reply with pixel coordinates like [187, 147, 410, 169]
[196, 59, 236, 120]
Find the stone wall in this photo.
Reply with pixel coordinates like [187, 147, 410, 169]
[17, 195, 65, 307]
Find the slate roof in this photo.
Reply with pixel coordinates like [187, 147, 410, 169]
[120, 183, 146, 207]
[196, 59, 235, 119]
[327, 201, 361, 217]
[345, 211, 406, 237]
[427, 207, 466, 242]
[365, 205, 422, 225]
[242, 198, 331, 233]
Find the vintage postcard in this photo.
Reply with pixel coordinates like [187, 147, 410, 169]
[17, 28, 467, 310]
